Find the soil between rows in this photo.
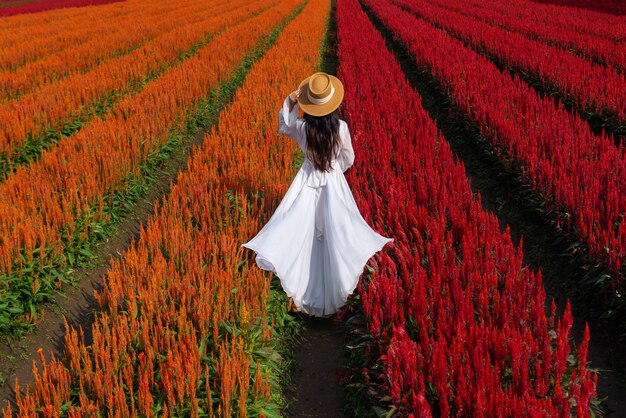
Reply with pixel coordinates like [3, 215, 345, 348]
[286, 316, 347, 417]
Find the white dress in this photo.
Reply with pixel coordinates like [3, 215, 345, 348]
[241, 96, 394, 317]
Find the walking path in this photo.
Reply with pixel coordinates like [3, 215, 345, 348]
[287, 316, 346, 417]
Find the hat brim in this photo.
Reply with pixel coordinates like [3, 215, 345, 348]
[297, 74, 344, 117]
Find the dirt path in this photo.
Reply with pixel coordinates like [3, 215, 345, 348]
[284, 3, 347, 416]
[0, 127, 205, 409]
[286, 316, 346, 418]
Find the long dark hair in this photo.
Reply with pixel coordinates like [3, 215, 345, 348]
[303, 109, 342, 172]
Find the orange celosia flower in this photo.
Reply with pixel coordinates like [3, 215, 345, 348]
[3, 0, 331, 415]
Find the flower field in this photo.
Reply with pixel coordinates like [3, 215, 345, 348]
[337, 0, 597, 414]
[391, 0, 626, 138]
[366, 0, 626, 325]
[0, 0, 235, 98]
[421, 0, 626, 74]
[0, 0, 268, 175]
[0, 0, 298, 334]
[0, 0, 623, 415]
[3, 0, 330, 413]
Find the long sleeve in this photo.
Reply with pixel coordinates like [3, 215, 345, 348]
[278, 96, 305, 149]
[337, 120, 355, 173]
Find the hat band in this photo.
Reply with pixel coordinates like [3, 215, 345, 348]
[307, 85, 334, 105]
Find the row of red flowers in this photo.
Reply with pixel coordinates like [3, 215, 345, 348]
[392, 0, 626, 133]
[371, 0, 626, 296]
[532, 0, 626, 17]
[425, 0, 626, 75]
[453, 0, 626, 44]
[336, 0, 597, 414]
[2, 0, 330, 413]
[525, 0, 626, 42]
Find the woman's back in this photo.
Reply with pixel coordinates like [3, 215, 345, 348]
[278, 95, 355, 173]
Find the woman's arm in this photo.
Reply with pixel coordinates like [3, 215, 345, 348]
[337, 121, 355, 172]
[278, 89, 304, 148]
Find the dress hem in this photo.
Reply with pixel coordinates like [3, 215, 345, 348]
[241, 237, 394, 317]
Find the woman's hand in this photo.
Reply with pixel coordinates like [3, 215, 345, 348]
[288, 88, 301, 112]
[289, 88, 301, 104]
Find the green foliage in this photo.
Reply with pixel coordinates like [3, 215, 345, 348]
[340, 273, 396, 418]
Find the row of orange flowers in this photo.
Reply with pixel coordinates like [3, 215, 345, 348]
[0, 0, 264, 165]
[0, 0, 186, 72]
[2, 0, 329, 413]
[0, 0, 227, 99]
[0, 0, 296, 330]
[0, 0, 130, 49]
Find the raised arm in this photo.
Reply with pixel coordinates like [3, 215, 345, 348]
[278, 91, 305, 149]
[337, 120, 355, 173]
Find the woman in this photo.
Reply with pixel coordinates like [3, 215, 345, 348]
[242, 71, 393, 317]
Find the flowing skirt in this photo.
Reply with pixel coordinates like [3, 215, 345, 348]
[241, 158, 393, 317]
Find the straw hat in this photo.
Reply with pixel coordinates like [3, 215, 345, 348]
[297, 72, 344, 117]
